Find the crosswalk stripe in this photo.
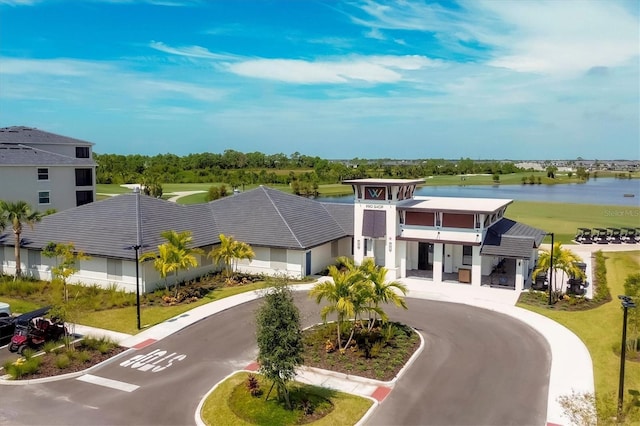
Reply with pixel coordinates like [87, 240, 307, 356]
[76, 374, 139, 392]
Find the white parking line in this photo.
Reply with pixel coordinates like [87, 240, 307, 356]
[76, 374, 139, 392]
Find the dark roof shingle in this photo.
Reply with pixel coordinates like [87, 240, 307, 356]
[480, 218, 546, 259]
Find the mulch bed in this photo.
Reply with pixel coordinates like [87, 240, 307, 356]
[302, 322, 420, 382]
[7, 346, 128, 380]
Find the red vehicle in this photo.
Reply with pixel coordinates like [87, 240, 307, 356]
[8, 307, 67, 355]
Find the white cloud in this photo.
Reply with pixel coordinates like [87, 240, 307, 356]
[350, 0, 640, 75]
[149, 41, 238, 60]
[365, 27, 386, 40]
[227, 55, 439, 84]
[0, 0, 39, 5]
[0, 58, 110, 76]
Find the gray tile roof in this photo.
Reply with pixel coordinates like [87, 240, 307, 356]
[0, 193, 220, 260]
[0, 144, 96, 166]
[0, 187, 354, 259]
[320, 202, 354, 236]
[0, 126, 93, 146]
[480, 218, 546, 259]
[206, 186, 351, 249]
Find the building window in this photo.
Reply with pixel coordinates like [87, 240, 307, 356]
[107, 259, 122, 280]
[28, 250, 41, 268]
[76, 190, 93, 206]
[462, 245, 473, 265]
[37, 168, 49, 181]
[76, 146, 90, 158]
[38, 191, 50, 205]
[75, 168, 93, 186]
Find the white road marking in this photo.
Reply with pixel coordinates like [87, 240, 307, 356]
[76, 374, 139, 392]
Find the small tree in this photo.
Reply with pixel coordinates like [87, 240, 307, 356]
[209, 234, 255, 279]
[0, 200, 42, 278]
[256, 281, 303, 410]
[206, 185, 221, 202]
[533, 242, 584, 301]
[42, 242, 89, 302]
[140, 230, 202, 295]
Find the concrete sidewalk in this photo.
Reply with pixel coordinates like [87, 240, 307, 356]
[73, 278, 593, 426]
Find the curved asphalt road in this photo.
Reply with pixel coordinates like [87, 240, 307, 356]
[0, 294, 550, 426]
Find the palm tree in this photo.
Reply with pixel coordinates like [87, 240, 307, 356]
[140, 230, 203, 295]
[140, 243, 180, 292]
[0, 201, 42, 278]
[309, 265, 366, 352]
[209, 234, 255, 279]
[360, 258, 408, 331]
[533, 242, 584, 300]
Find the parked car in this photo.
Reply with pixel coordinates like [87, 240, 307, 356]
[8, 307, 67, 355]
[0, 302, 10, 317]
[0, 316, 17, 345]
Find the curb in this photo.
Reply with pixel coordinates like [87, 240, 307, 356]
[0, 347, 135, 385]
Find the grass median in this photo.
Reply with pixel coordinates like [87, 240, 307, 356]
[518, 250, 640, 422]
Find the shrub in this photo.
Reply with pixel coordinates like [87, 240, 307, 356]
[76, 350, 92, 363]
[55, 354, 71, 369]
[246, 374, 262, 397]
[42, 340, 62, 354]
[4, 357, 42, 378]
[592, 251, 611, 303]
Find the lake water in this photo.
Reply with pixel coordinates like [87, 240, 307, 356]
[317, 178, 640, 207]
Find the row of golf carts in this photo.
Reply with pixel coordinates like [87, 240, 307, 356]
[575, 227, 640, 244]
[0, 305, 67, 355]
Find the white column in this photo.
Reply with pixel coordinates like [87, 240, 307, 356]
[471, 246, 482, 287]
[398, 240, 407, 279]
[515, 258, 525, 291]
[353, 204, 365, 265]
[433, 243, 443, 283]
[443, 244, 453, 273]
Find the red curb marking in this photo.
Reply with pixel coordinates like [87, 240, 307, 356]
[245, 361, 260, 371]
[132, 339, 157, 350]
[546, 423, 563, 426]
[371, 386, 392, 402]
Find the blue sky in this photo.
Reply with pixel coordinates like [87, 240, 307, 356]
[1, 0, 638, 160]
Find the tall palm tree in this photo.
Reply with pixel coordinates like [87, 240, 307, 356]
[533, 242, 584, 299]
[309, 265, 365, 352]
[209, 234, 255, 278]
[360, 258, 408, 331]
[140, 244, 179, 292]
[140, 230, 203, 295]
[0, 201, 42, 278]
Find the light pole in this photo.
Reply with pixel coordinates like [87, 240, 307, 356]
[618, 295, 636, 420]
[547, 232, 554, 306]
[134, 187, 142, 330]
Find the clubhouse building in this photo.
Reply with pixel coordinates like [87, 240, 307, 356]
[0, 179, 545, 293]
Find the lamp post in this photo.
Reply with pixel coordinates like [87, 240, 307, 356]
[618, 295, 636, 420]
[547, 232, 554, 306]
[134, 187, 142, 330]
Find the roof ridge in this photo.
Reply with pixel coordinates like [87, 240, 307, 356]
[319, 202, 348, 234]
[262, 186, 303, 249]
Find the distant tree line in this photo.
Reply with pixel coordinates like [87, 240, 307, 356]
[94, 150, 524, 188]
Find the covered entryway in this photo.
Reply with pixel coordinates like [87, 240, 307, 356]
[417, 242, 434, 271]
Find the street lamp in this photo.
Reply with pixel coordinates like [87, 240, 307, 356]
[618, 295, 636, 420]
[134, 187, 143, 330]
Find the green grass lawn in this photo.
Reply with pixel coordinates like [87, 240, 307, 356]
[518, 251, 640, 422]
[507, 201, 639, 244]
[200, 372, 373, 426]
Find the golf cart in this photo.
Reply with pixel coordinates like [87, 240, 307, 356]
[8, 307, 67, 355]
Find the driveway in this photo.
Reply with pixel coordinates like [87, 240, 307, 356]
[0, 294, 550, 425]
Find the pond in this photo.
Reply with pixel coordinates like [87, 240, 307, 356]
[316, 178, 640, 207]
